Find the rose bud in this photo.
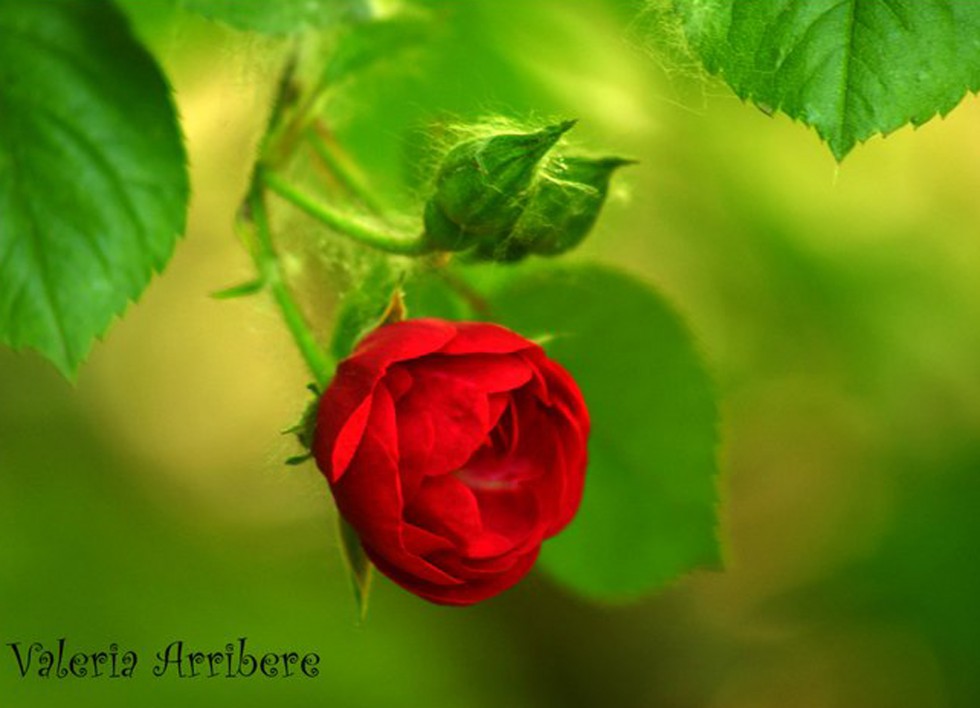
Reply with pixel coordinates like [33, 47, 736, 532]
[469, 232, 532, 263]
[312, 319, 589, 606]
[466, 156, 633, 263]
[422, 121, 576, 252]
[520, 156, 634, 257]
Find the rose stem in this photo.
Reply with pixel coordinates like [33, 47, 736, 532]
[303, 128, 493, 320]
[306, 122, 387, 217]
[244, 171, 335, 388]
[263, 170, 430, 256]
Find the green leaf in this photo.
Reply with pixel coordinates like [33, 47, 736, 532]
[491, 265, 721, 600]
[0, 0, 188, 378]
[181, 0, 368, 35]
[673, 0, 980, 159]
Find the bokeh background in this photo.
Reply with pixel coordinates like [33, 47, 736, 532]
[3, 0, 980, 706]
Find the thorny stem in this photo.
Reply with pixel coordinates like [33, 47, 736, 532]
[243, 170, 334, 389]
[263, 170, 431, 256]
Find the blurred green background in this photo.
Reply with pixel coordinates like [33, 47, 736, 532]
[3, 0, 980, 706]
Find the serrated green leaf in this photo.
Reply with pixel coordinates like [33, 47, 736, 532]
[492, 265, 721, 600]
[0, 0, 188, 378]
[181, 0, 369, 35]
[673, 0, 980, 159]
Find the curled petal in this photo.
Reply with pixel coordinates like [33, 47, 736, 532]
[438, 321, 539, 356]
[408, 353, 534, 394]
[366, 544, 541, 606]
[313, 363, 376, 483]
[395, 373, 489, 484]
[349, 319, 457, 371]
[404, 474, 483, 549]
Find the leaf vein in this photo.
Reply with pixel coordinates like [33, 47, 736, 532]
[836, 0, 859, 153]
[30, 107, 153, 269]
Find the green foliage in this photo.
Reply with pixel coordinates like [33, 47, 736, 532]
[322, 11, 435, 87]
[329, 258, 403, 361]
[0, 0, 188, 377]
[180, 0, 369, 35]
[672, 0, 980, 159]
[793, 445, 980, 705]
[402, 271, 475, 322]
[491, 265, 721, 599]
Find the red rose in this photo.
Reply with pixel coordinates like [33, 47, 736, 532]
[312, 318, 589, 606]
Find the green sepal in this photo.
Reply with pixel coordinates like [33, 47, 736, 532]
[338, 516, 373, 622]
[281, 390, 320, 461]
[422, 121, 575, 252]
[210, 279, 265, 300]
[469, 235, 533, 263]
[521, 156, 635, 256]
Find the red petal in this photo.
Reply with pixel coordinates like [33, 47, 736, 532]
[434, 541, 534, 577]
[473, 485, 543, 553]
[348, 319, 456, 371]
[395, 370, 490, 480]
[365, 544, 541, 606]
[313, 321, 459, 483]
[408, 353, 533, 394]
[402, 522, 455, 556]
[395, 404, 434, 503]
[486, 393, 511, 444]
[329, 395, 372, 483]
[438, 322, 538, 356]
[384, 364, 415, 401]
[312, 362, 377, 483]
[328, 383, 401, 543]
[330, 386, 463, 587]
[540, 356, 591, 435]
[404, 474, 483, 545]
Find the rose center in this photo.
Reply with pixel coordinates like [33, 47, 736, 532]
[453, 432, 535, 492]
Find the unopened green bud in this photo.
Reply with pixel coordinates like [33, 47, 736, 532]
[422, 120, 576, 251]
[518, 156, 634, 256]
[470, 233, 532, 263]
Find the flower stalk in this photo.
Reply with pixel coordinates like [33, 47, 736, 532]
[306, 123, 387, 217]
[241, 170, 335, 388]
[263, 170, 430, 256]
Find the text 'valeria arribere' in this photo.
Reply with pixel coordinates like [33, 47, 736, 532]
[6, 638, 320, 678]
